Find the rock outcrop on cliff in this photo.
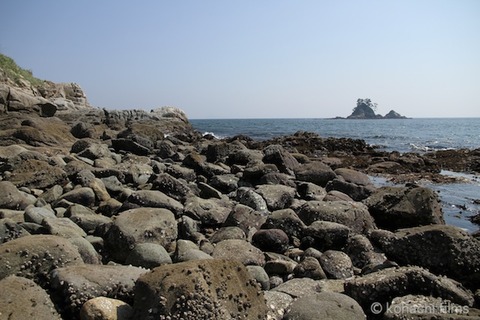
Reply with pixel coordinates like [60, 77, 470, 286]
[0, 54, 91, 116]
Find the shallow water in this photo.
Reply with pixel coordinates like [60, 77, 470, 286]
[191, 118, 480, 153]
[192, 118, 480, 233]
[370, 171, 480, 233]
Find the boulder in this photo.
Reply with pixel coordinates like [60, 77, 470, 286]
[302, 221, 351, 251]
[246, 265, 270, 290]
[209, 174, 240, 193]
[319, 250, 354, 279]
[344, 234, 386, 269]
[252, 228, 290, 253]
[296, 181, 327, 201]
[173, 239, 213, 262]
[57, 187, 96, 207]
[0, 235, 83, 286]
[264, 291, 294, 320]
[7, 159, 68, 189]
[264, 253, 297, 276]
[0, 275, 62, 320]
[262, 144, 300, 175]
[212, 239, 266, 266]
[42, 217, 87, 238]
[24, 206, 56, 224]
[297, 200, 375, 234]
[344, 266, 475, 315]
[132, 259, 269, 319]
[68, 236, 102, 264]
[65, 204, 112, 234]
[150, 172, 191, 202]
[184, 195, 232, 226]
[262, 208, 306, 242]
[284, 292, 366, 320]
[0, 181, 35, 210]
[120, 190, 183, 216]
[0, 218, 30, 243]
[383, 294, 480, 319]
[364, 185, 445, 230]
[255, 184, 296, 211]
[235, 187, 268, 212]
[80, 297, 134, 320]
[50, 264, 147, 318]
[209, 226, 246, 243]
[293, 256, 326, 280]
[125, 243, 172, 268]
[271, 277, 322, 298]
[104, 207, 177, 262]
[223, 204, 267, 235]
[294, 161, 337, 187]
[372, 225, 480, 288]
[111, 138, 150, 156]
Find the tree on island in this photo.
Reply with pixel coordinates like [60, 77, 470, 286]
[348, 98, 381, 119]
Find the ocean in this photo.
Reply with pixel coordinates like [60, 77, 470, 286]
[191, 118, 480, 233]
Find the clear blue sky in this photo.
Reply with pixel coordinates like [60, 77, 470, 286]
[1, 1, 479, 119]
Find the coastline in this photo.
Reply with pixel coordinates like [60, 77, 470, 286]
[1, 101, 479, 318]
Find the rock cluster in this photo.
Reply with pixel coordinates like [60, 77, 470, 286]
[0, 74, 479, 319]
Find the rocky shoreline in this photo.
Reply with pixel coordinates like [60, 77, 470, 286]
[1, 74, 480, 319]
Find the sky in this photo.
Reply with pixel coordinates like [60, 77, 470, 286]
[1, 1, 479, 119]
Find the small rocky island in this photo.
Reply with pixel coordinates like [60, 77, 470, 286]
[338, 98, 408, 119]
[1, 54, 479, 319]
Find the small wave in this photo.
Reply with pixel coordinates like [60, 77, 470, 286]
[202, 131, 224, 139]
[409, 143, 455, 152]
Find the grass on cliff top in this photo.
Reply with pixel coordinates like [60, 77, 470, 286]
[0, 53, 44, 87]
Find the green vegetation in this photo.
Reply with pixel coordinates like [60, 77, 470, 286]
[0, 53, 44, 87]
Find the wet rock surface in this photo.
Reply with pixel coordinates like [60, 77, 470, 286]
[1, 93, 480, 319]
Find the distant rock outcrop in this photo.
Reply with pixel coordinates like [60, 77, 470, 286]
[0, 53, 91, 116]
[343, 98, 407, 119]
[384, 109, 407, 119]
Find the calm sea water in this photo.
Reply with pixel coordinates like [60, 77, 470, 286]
[191, 118, 480, 233]
[191, 118, 480, 153]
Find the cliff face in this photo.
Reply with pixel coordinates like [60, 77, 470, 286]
[0, 53, 198, 148]
[0, 54, 91, 116]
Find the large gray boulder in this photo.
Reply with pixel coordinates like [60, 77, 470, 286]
[80, 297, 134, 320]
[297, 200, 375, 234]
[284, 291, 366, 320]
[212, 239, 266, 266]
[0, 275, 62, 320]
[236, 187, 269, 212]
[0, 235, 83, 286]
[223, 204, 267, 235]
[0, 181, 35, 210]
[262, 208, 306, 242]
[302, 221, 351, 251]
[326, 168, 375, 201]
[263, 144, 300, 176]
[120, 190, 183, 216]
[371, 224, 480, 287]
[383, 294, 480, 320]
[319, 250, 354, 279]
[184, 195, 233, 226]
[364, 185, 444, 230]
[104, 207, 177, 262]
[255, 184, 296, 211]
[344, 266, 475, 316]
[294, 161, 337, 187]
[50, 264, 147, 318]
[132, 259, 269, 319]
